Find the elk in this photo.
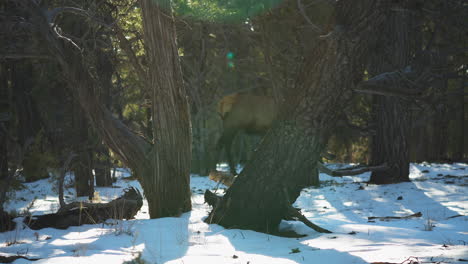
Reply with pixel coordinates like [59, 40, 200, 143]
[214, 93, 277, 175]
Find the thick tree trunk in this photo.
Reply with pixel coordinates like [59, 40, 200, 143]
[74, 150, 94, 198]
[140, 0, 192, 217]
[369, 2, 411, 184]
[207, 0, 383, 232]
[0, 64, 16, 232]
[452, 74, 466, 161]
[0, 64, 10, 210]
[94, 150, 112, 187]
[370, 97, 410, 183]
[94, 52, 113, 187]
[73, 103, 94, 198]
[11, 61, 48, 182]
[426, 79, 449, 162]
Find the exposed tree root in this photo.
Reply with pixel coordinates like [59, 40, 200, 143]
[286, 206, 332, 233]
[204, 190, 332, 234]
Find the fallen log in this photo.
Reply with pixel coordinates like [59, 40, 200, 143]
[368, 212, 422, 221]
[0, 255, 40, 263]
[24, 188, 142, 230]
[317, 162, 389, 177]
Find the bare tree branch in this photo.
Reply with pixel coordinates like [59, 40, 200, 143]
[113, 25, 148, 85]
[297, 0, 322, 33]
[355, 68, 426, 97]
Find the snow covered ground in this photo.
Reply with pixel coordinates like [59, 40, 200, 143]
[1, 163, 467, 264]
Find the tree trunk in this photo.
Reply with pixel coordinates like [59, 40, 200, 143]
[94, 49, 114, 187]
[370, 97, 410, 183]
[139, 0, 192, 217]
[11, 61, 49, 182]
[207, 0, 383, 232]
[369, 2, 411, 184]
[0, 63, 16, 232]
[73, 102, 94, 198]
[94, 150, 112, 187]
[452, 73, 466, 161]
[0, 63, 10, 210]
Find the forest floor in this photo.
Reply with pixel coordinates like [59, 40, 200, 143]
[1, 163, 467, 264]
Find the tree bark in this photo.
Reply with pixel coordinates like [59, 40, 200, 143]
[0, 63, 10, 211]
[369, 2, 411, 184]
[73, 102, 94, 198]
[0, 63, 16, 232]
[11, 61, 49, 182]
[452, 73, 466, 161]
[370, 97, 410, 184]
[206, 0, 384, 233]
[94, 50, 114, 187]
[139, 0, 192, 217]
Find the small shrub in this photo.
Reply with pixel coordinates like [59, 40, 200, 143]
[424, 217, 435, 231]
[123, 253, 148, 264]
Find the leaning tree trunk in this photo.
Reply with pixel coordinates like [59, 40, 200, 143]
[139, 0, 192, 217]
[207, 0, 385, 233]
[369, 1, 411, 184]
[24, 0, 191, 218]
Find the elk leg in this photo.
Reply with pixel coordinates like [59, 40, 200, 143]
[215, 129, 238, 175]
[225, 137, 237, 175]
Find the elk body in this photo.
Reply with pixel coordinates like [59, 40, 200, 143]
[215, 93, 277, 175]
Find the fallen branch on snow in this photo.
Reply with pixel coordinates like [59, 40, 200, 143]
[368, 212, 422, 221]
[0, 255, 40, 263]
[317, 162, 389, 177]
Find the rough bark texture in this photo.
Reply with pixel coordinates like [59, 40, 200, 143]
[73, 102, 94, 198]
[140, 0, 192, 217]
[94, 50, 114, 187]
[206, 0, 384, 233]
[0, 64, 9, 210]
[452, 75, 466, 161]
[0, 64, 16, 233]
[11, 61, 48, 182]
[370, 97, 410, 184]
[369, 2, 411, 184]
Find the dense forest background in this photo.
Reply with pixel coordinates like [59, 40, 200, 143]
[0, 0, 467, 228]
